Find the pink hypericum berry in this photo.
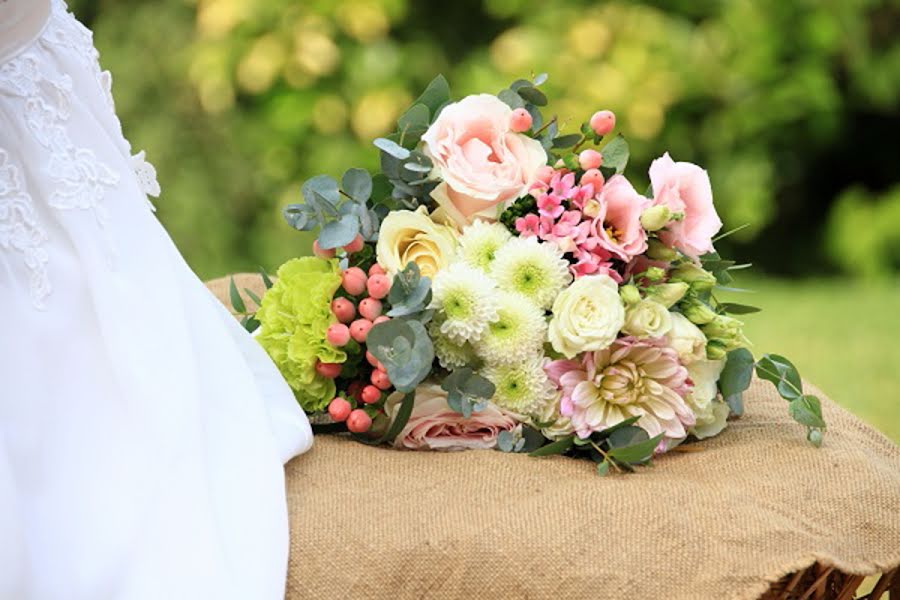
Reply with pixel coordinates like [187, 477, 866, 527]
[373, 315, 390, 326]
[535, 165, 555, 185]
[368, 263, 385, 276]
[346, 409, 372, 433]
[343, 234, 364, 254]
[589, 110, 616, 136]
[366, 273, 391, 299]
[331, 297, 356, 323]
[509, 107, 533, 133]
[328, 397, 352, 422]
[361, 385, 381, 404]
[370, 369, 391, 391]
[326, 323, 351, 347]
[350, 318, 373, 343]
[358, 297, 382, 321]
[580, 168, 605, 192]
[347, 381, 364, 402]
[313, 240, 335, 259]
[579, 149, 603, 171]
[315, 361, 342, 379]
[365, 350, 380, 367]
[341, 267, 368, 296]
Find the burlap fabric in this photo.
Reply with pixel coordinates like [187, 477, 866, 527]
[210, 274, 900, 600]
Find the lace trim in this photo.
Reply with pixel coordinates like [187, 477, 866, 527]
[0, 150, 51, 308]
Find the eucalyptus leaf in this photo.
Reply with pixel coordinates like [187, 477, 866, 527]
[788, 395, 826, 428]
[756, 354, 803, 400]
[533, 72, 549, 86]
[516, 85, 547, 106]
[374, 137, 411, 160]
[317, 214, 360, 250]
[719, 348, 754, 416]
[718, 302, 762, 315]
[529, 435, 574, 457]
[596, 461, 610, 476]
[552, 133, 582, 149]
[301, 175, 340, 206]
[412, 74, 450, 119]
[498, 88, 525, 109]
[341, 168, 372, 203]
[600, 134, 629, 174]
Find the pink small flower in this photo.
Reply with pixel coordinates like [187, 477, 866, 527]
[592, 175, 649, 261]
[515, 213, 541, 237]
[649, 152, 723, 258]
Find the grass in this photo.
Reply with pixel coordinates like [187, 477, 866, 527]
[721, 277, 900, 442]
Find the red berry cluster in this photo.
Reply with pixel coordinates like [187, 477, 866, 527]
[320, 259, 394, 434]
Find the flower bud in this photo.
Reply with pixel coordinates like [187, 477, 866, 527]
[643, 266, 666, 282]
[646, 238, 678, 261]
[644, 282, 689, 308]
[640, 205, 673, 232]
[680, 297, 717, 325]
[589, 110, 616, 136]
[619, 284, 642, 306]
[670, 263, 717, 294]
[705, 340, 728, 361]
[702, 315, 750, 352]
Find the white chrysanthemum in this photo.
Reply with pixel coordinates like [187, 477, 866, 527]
[430, 263, 499, 344]
[457, 220, 512, 271]
[483, 355, 557, 417]
[490, 236, 572, 310]
[429, 319, 479, 369]
[474, 291, 547, 366]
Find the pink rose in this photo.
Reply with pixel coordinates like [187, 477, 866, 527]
[422, 94, 547, 227]
[649, 153, 722, 258]
[591, 175, 649, 261]
[385, 383, 519, 451]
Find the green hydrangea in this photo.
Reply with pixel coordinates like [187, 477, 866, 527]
[256, 257, 346, 412]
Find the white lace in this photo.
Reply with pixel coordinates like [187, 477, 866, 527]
[0, 150, 51, 308]
[0, 0, 161, 307]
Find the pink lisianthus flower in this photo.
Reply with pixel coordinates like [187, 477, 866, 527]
[550, 337, 695, 447]
[649, 153, 723, 258]
[385, 383, 519, 451]
[591, 175, 650, 261]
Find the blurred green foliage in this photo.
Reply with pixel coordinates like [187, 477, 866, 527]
[70, 0, 899, 278]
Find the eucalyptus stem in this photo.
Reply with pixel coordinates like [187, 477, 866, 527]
[590, 441, 621, 473]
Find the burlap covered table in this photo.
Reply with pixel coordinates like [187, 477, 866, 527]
[209, 275, 900, 600]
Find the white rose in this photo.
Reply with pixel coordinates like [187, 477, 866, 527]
[548, 275, 625, 359]
[685, 358, 729, 440]
[376, 206, 459, 279]
[621, 298, 673, 339]
[666, 312, 708, 365]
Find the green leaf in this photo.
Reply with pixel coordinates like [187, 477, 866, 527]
[412, 74, 450, 119]
[607, 431, 664, 465]
[756, 354, 803, 400]
[241, 315, 260, 333]
[397, 103, 430, 146]
[516, 85, 548, 106]
[551, 133, 582, 148]
[497, 430, 515, 452]
[788, 395, 826, 428]
[243, 288, 262, 307]
[719, 348, 754, 416]
[229, 276, 246, 313]
[317, 214, 360, 249]
[370, 173, 392, 205]
[533, 72, 548, 86]
[386, 262, 432, 317]
[374, 138, 411, 160]
[529, 435, 574, 457]
[301, 175, 340, 206]
[596, 461, 610, 476]
[497, 88, 525, 109]
[600, 134, 629, 174]
[258, 268, 274, 289]
[341, 168, 372, 203]
[718, 302, 762, 315]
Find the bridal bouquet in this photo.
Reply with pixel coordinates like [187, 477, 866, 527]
[238, 75, 825, 474]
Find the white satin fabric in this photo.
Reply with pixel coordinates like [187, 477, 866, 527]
[0, 2, 313, 599]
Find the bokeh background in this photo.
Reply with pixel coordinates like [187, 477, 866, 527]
[69, 0, 899, 440]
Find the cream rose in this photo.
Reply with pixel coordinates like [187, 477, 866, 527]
[666, 312, 707, 365]
[548, 274, 625, 359]
[376, 206, 458, 279]
[684, 358, 729, 440]
[621, 298, 673, 339]
[384, 383, 519, 451]
[422, 94, 547, 227]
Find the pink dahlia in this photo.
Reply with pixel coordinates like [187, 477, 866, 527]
[551, 337, 695, 445]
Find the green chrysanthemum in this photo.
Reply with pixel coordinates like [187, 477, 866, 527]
[482, 356, 557, 417]
[429, 318, 479, 370]
[457, 220, 512, 271]
[474, 291, 547, 366]
[490, 236, 572, 310]
[430, 262, 499, 344]
[256, 257, 346, 412]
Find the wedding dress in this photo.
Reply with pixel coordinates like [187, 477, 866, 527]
[0, 1, 313, 598]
